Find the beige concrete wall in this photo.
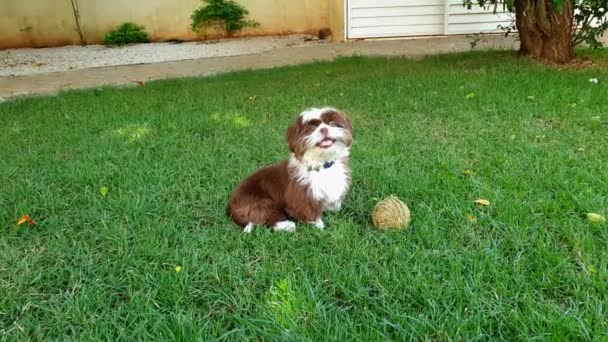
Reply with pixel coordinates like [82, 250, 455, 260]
[0, 0, 342, 49]
[1, 1, 81, 48]
[329, 0, 345, 41]
[77, 0, 202, 43]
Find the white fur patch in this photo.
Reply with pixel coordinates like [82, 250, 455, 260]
[290, 155, 350, 207]
[299, 107, 337, 123]
[244, 222, 255, 233]
[312, 218, 325, 230]
[274, 220, 296, 232]
[326, 201, 342, 211]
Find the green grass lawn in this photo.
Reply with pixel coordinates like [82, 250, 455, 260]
[1, 50, 607, 340]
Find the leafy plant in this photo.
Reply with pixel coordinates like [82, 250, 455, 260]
[102, 22, 150, 46]
[190, 0, 259, 37]
[467, 33, 483, 49]
[573, 0, 608, 49]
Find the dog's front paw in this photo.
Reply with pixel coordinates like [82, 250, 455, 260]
[326, 201, 342, 212]
[244, 223, 255, 233]
[310, 218, 325, 230]
[273, 220, 297, 232]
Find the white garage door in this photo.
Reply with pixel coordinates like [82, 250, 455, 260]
[347, 0, 513, 39]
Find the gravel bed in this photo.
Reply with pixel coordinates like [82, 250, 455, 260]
[0, 34, 327, 76]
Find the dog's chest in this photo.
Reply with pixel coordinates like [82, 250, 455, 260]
[304, 162, 350, 204]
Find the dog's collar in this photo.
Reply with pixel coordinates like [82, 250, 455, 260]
[307, 161, 335, 172]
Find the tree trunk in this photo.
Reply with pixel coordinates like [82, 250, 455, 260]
[539, 0, 573, 63]
[513, 0, 574, 64]
[515, 1, 542, 57]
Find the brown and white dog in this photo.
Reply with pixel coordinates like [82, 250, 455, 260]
[227, 107, 353, 233]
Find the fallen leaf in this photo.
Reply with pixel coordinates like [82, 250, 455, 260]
[589, 78, 599, 84]
[465, 93, 476, 99]
[527, 95, 535, 100]
[17, 214, 36, 226]
[175, 266, 182, 273]
[474, 199, 491, 206]
[466, 214, 477, 223]
[586, 213, 606, 224]
[99, 186, 109, 197]
[136, 80, 145, 86]
[462, 170, 476, 176]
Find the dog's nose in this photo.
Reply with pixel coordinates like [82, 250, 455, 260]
[320, 127, 328, 135]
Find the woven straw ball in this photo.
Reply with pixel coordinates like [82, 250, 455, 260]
[371, 196, 411, 230]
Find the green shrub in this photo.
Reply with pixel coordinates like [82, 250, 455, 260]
[573, 0, 608, 49]
[190, 0, 259, 37]
[102, 22, 150, 46]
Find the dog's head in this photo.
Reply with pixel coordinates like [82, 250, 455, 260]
[286, 107, 353, 161]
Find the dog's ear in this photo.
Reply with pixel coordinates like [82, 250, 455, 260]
[285, 119, 305, 157]
[333, 111, 353, 139]
[285, 122, 298, 153]
[340, 112, 353, 137]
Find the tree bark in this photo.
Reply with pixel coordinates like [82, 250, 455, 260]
[539, 0, 573, 63]
[513, 0, 574, 64]
[515, 0, 542, 57]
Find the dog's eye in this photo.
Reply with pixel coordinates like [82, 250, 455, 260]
[308, 119, 321, 127]
[329, 122, 338, 127]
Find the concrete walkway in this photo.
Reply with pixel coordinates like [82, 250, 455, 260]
[0, 35, 516, 101]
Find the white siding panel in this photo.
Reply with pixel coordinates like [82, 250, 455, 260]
[348, 1, 445, 38]
[447, 22, 506, 34]
[350, 24, 445, 38]
[347, 0, 514, 39]
[351, 6, 443, 18]
[450, 5, 507, 15]
[353, 15, 444, 27]
[449, 12, 512, 24]
[447, 3, 513, 35]
[350, 0, 443, 7]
